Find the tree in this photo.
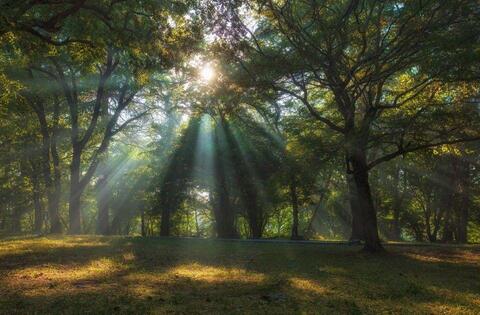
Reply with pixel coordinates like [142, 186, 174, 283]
[212, 0, 480, 251]
[1, 0, 201, 234]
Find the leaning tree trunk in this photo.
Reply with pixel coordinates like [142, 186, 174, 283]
[348, 149, 383, 252]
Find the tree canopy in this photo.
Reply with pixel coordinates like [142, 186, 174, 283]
[1, 0, 479, 253]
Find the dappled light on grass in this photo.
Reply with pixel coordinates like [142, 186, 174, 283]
[10, 257, 121, 282]
[169, 263, 266, 283]
[0, 237, 110, 258]
[1, 237, 479, 314]
[6, 257, 124, 297]
[288, 277, 330, 295]
[402, 247, 480, 266]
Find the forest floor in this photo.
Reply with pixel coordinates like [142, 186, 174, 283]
[0, 237, 479, 314]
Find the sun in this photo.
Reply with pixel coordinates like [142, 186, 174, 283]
[199, 63, 215, 82]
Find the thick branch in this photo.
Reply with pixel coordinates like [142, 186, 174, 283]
[368, 136, 480, 169]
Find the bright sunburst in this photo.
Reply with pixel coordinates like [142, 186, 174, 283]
[199, 63, 215, 82]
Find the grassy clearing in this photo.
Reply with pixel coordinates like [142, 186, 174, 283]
[0, 237, 479, 314]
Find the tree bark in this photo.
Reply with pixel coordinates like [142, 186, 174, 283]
[29, 96, 62, 234]
[31, 165, 44, 234]
[391, 166, 403, 241]
[50, 98, 62, 233]
[212, 191, 237, 238]
[141, 208, 146, 237]
[348, 149, 383, 252]
[160, 206, 170, 236]
[347, 173, 364, 241]
[212, 147, 238, 238]
[68, 149, 82, 234]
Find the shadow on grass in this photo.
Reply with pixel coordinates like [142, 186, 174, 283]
[0, 237, 479, 314]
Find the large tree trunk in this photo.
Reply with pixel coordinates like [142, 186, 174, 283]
[221, 122, 263, 239]
[442, 209, 455, 243]
[212, 146, 238, 238]
[34, 103, 62, 234]
[243, 186, 264, 239]
[212, 191, 237, 238]
[348, 149, 383, 252]
[290, 174, 300, 240]
[347, 174, 364, 241]
[249, 214, 263, 239]
[160, 206, 170, 236]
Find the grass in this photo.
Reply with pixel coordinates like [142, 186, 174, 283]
[0, 237, 479, 314]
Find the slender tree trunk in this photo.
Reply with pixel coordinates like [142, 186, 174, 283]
[32, 168, 43, 234]
[68, 150, 82, 234]
[141, 208, 146, 237]
[290, 174, 300, 240]
[96, 161, 110, 235]
[425, 204, 436, 242]
[426, 219, 434, 242]
[392, 207, 401, 240]
[391, 166, 402, 241]
[49, 99, 62, 233]
[50, 151, 62, 233]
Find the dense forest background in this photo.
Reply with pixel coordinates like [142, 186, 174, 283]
[1, 0, 479, 252]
